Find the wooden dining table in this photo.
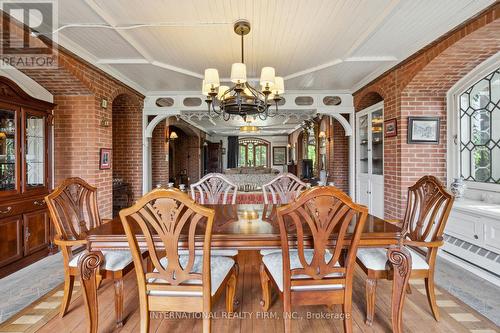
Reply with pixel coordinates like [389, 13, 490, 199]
[77, 203, 412, 333]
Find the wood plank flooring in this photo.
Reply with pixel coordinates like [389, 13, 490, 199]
[33, 251, 499, 333]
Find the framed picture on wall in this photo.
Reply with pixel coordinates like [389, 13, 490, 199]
[384, 118, 397, 137]
[273, 146, 287, 165]
[408, 117, 440, 144]
[99, 148, 111, 169]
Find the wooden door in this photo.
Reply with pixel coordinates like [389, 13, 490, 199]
[23, 209, 49, 256]
[0, 215, 23, 267]
[206, 142, 222, 173]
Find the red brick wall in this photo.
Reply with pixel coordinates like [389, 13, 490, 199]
[353, 4, 500, 219]
[151, 120, 169, 187]
[112, 94, 143, 204]
[54, 95, 97, 185]
[328, 117, 349, 193]
[1, 14, 145, 218]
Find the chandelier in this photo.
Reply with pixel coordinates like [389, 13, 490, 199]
[202, 20, 284, 121]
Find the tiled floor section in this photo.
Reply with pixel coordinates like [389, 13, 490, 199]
[0, 281, 80, 333]
[435, 255, 500, 326]
[0, 253, 64, 323]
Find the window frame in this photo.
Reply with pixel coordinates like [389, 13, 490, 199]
[447, 53, 500, 193]
[237, 137, 270, 168]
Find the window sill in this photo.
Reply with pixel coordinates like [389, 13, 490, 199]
[453, 198, 500, 221]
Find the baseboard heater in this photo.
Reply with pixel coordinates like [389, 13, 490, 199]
[442, 233, 500, 278]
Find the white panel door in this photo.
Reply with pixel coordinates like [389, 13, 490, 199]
[370, 175, 384, 218]
[357, 175, 370, 208]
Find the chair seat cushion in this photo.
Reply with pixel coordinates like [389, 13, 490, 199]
[178, 249, 238, 257]
[69, 250, 133, 271]
[357, 247, 429, 271]
[262, 250, 343, 292]
[148, 255, 235, 296]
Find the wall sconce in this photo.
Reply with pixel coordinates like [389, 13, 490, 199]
[167, 131, 178, 142]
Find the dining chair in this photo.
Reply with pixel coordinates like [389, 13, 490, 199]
[356, 175, 454, 325]
[190, 173, 238, 205]
[260, 186, 368, 333]
[260, 173, 307, 256]
[45, 177, 137, 327]
[190, 173, 239, 257]
[119, 188, 238, 333]
[262, 172, 307, 205]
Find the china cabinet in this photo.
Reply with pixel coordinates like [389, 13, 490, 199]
[0, 76, 54, 273]
[356, 102, 384, 218]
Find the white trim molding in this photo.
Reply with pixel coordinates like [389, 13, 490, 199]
[141, 90, 356, 194]
[446, 53, 500, 193]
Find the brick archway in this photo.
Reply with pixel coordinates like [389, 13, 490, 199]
[397, 19, 500, 215]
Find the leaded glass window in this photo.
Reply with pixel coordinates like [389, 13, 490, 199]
[459, 68, 500, 183]
[237, 137, 269, 167]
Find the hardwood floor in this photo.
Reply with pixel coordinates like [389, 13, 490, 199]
[35, 251, 498, 333]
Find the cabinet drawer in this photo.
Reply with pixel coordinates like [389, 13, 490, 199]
[446, 210, 483, 244]
[0, 197, 47, 218]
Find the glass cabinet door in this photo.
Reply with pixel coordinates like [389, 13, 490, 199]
[359, 114, 369, 173]
[371, 109, 384, 175]
[25, 113, 46, 189]
[0, 110, 17, 192]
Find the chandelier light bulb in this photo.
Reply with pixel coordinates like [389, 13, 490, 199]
[260, 67, 275, 89]
[201, 80, 210, 96]
[218, 85, 230, 100]
[204, 68, 220, 88]
[273, 76, 285, 95]
[230, 63, 247, 83]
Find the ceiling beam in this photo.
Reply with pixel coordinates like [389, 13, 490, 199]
[283, 0, 401, 82]
[84, 0, 203, 80]
[344, 0, 401, 57]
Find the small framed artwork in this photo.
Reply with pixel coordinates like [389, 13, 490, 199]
[384, 118, 397, 138]
[408, 117, 440, 144]
[221, 148, 226, 155]
[273, 146, 287, 165]
[99, 148, 111, 169]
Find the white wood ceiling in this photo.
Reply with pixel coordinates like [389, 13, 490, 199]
[54, 0, 495, 94]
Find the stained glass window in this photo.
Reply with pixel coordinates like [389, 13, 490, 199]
[459, 68, 500, 183]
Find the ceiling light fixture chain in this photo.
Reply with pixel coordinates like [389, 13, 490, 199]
[202, 20, 284, 122]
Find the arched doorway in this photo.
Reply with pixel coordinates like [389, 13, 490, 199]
[148, 116, 202, 188]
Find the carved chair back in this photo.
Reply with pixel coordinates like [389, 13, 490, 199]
[262, 172, 307, 204]
[276, 186, 368, 292]
[401, 175, 454, 261]
[119, 189, 215, 302]
[190, 173, 237, 204]
[45, 177, 101, 242]
[45, 177, 101, 264]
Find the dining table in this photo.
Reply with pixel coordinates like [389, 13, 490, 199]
[77, 203, 412, 333]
